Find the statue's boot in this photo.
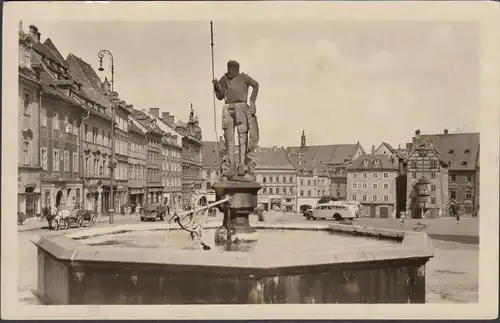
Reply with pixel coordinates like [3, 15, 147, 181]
[223, 162, 237, 178]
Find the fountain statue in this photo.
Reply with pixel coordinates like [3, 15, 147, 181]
[211, 60, 262, 246]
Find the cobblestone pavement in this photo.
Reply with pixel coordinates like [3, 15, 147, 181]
[17, 212, 479, 305]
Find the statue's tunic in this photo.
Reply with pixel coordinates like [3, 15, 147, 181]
[216, 73, 259, 133]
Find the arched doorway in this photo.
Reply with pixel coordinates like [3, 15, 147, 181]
[25, 186, 35, 217]
[55, 190, 63, 208]
[199, 196, 207, 206]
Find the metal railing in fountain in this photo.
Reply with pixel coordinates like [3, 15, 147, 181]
[165, 197, 231, 250]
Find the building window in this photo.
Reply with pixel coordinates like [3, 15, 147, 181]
[352, 195, 357, 201]
[372, 195, 378, 202]
[41, 148, 48, 170]
[53, 149, 60, 171]
[269, 188, 273, 194]
[451, 174, 456, 182]
[300, 179, 303, 185]
[308, 180, 311, 185]
[41, 107, 47, 127]
[430, 160, 437, 168]
[352, 183, 357, 189]
[383, 172, 388, 178]
[362, 194, 367, 202]
[300, 190, 304, 197]
[431, 184, 436, 192]
[353, 173, 358, 178]
[23, 92, 31, 115]
[412, 172, 416, 179]
[373, 173, 378, 178]
[269, 176, 273, 183]
[276, 176, 279, 183]
[307, 190, 311, 197]
[262, 188, 267, 194]
[363, 183, 368, 189]
[466, 175, 472, 182]
[384, 183, 389, 189]
[263, 176, 267, 183]
[53, 112, 59, 131]
[411, 161, 417, 168]
[466, 191, 472, 200]
[64, 150, 70, 171]
[372, 183, 378, 189]
[22, 141, 30, 165]
[431, 197, 436, 204]
[289, 176, 293, 183]
[362, 173, 367, 178]
[450, 189, 457, 200]
[384, 195, 389, 202]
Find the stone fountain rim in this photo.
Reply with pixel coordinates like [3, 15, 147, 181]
[31, 222, 434, 273]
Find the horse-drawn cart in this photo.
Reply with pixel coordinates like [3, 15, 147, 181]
[42, 206, 96, 230]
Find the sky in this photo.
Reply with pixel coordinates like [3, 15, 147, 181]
[27, 20, 480, 151]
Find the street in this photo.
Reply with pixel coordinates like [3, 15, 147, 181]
[17, 212, 479, 304]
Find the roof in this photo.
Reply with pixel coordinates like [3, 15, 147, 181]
[376, 142, 396, 154]
[254, 146, 295, 170]
[286, 144, 360, 166]
[347, 154, 398, 171]
[201, 142, 295, 170]
[419, 132, 480, 171]
[128, 120, 145, 135]
[130, 109, 163, 136]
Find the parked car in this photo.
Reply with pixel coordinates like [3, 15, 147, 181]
[307, 201, 357, 221]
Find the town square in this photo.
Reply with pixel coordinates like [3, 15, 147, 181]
[11, 16, 485, 311]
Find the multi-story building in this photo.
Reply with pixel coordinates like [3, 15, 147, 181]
[18, 24, 43, 218]
[145, 108, 183, 211]
[201, 140, 223, 204]
[127, 116, 147, 206]
[67, 53, 131, 214]
[130, 110, 164, 205]
[347, 154, 399, 218]
[410, 129, 480, 216]
[174, 105, 203, 207]
[286, 130, 364, 212]
[405, 130, 450, 218]
[255, 147, 297, 212]
[26, 26, 88, 213]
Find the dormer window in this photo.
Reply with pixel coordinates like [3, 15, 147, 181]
[461, 161, 468, 166]
[464, 149, 471, 154]
[449, 149, 455, 154]
[373, 160, 381, 166]
[362, 159, 369, 167]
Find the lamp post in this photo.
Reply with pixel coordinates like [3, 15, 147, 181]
[98, 49, 116, 224]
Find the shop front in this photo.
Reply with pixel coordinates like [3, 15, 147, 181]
[270, 198, 282, 211]
[40, 181, 82, 212]
[129, 187, 145, 207]
[146, 186, 163, 205]
[18, 171, 42, 218]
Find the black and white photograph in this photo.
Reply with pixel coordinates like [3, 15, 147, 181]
[2, 1, 499, 320]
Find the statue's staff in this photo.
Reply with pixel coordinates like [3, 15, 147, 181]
[210, 20, 221, 165]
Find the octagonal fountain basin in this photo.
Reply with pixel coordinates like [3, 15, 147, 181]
[32, 222, 433, 305]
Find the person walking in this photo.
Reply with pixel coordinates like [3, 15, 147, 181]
[449, 200, 460, 223]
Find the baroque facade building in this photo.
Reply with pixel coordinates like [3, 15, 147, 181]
[127, 117, 147, 206]
[200, 140, 223, 204]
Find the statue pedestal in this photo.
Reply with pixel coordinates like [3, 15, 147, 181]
[211, 181, 261, 247]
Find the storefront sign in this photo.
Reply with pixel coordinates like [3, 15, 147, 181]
[270, 198, 281, 203]
[130, 188, 144, 194]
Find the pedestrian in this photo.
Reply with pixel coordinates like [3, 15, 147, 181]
[450, 200, 460, 223]
[400, 210, 406, 226]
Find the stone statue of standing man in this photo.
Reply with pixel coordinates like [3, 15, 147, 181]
[213, 60, 260, 182]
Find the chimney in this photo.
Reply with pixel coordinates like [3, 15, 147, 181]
[444, 129, 449, 135]
[371, 145, 376, 154]
[28, 25, 40, 42]
[162, 112, 170, 124]
[168, 116, 175, 124]
[150, 108, 160, 118]
[415, 129, 421, 139]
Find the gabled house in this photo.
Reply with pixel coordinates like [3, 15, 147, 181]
[405, 130, 450, 218]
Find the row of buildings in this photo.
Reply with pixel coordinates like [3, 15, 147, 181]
[201, 128, 480, 218]
[17, 24, 203, 218]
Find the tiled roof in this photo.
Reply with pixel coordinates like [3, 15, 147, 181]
[201, 141, 224, 169]
[42, 38, 68, 68]
[347, 154, 398, 171]
[66, 54, 110, 110]
[419, 132, 480, 171]
[286, 144, 360, 166]
[128, 120, 145, 135]
[255, 146, 295, 170]
[201, 142, 295, 170]
[130, 109, 163, 136]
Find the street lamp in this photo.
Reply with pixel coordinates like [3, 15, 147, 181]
[98, 49, 116, 224]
